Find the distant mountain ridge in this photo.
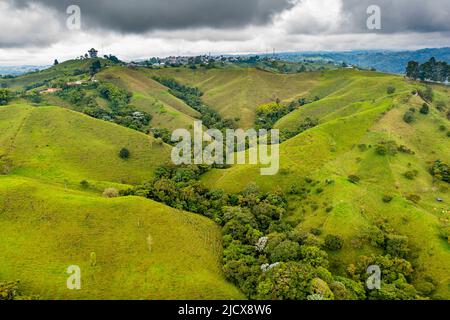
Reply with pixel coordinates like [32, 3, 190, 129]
[0, 65, 49, 76]
[273, 47, 450, 74]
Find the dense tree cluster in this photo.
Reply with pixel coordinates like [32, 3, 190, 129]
[122, 164, 424, 300]
[429, 160, 449, 183]
[152, 77, 234, 131]
[0, 88, 12, 105]
[56, 82, 151, 132]
[255, 100, 304, 130]
[406, 58, 450, 83]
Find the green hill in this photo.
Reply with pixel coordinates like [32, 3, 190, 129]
[0, 104, 171, 189]
[148, 67, 321, 128]
[97, 67, 201, 132]
[0, 102, 243, 299]
[0, 175, 243, 299]
[201, 72, 450, 298]
[0, 59, 112, 91]
[1, 64, 449, 300]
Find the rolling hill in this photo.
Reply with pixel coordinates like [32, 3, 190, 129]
[201, 70, 450, 298]
[0, 175, 243, 299]
[96, 67, 201, 132]
[148, 67, 322, 128]
[0, 102, 243, 299]
[1, 62, 449, 300]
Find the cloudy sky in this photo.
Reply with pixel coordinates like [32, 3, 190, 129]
[1, 0, 450, 65]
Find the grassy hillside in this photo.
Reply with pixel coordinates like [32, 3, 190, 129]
[148, 67, 321, 128]
[0, 59, 110, 91]
[97, 67, 200, 132]
[201, 72, 450, 298]
[0, 175, 243, 299]
[0, 104, 171, 188]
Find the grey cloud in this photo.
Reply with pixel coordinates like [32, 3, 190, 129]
[11, 0, 294, 33]
[341, 0, 450, 33]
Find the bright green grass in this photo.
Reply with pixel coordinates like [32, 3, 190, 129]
[0, 175, 244, 300]
[0, 59, 109, 91]
[201, 72, 450, 298]
[0, 104, 171, 188]
[147, 67, 321, 128]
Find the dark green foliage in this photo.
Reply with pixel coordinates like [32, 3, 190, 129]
[386, 86, 396, 95]
[403, 170, 418, 180]
[119, 148, 130, 159]
[403, 110, 415, 124]
[26, 91, 42, 104]
[385, 234, 410, 259]
[324, 235, 344, 251]
[150, 128, 172, 145]
[418, 86, 434, 102]
[267, 240, 300, 263]
[382, 195, 393, 203]
[256, 262, 316, 300]
[406, 58, 449, 85]
[255, 101, 299, 130]
[280, 117, 318, 141]
[80, 180, 89, 189]
[419, 103, 429, 115]
[0, 88, 12, 105]
[152, 77, 233, 131]
[429, 160, 450, 183]
[89, 59, 102, 76]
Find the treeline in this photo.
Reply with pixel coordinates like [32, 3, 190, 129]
[406, 57, 450, 83]
[152, 76, 234, 131]
[121, 164, 430, 300]
[55, 82, 152, 132]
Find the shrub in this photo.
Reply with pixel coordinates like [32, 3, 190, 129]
[385, 234, 409, 258]
[419, 103, 429, 115]
[0, 89, 12, 105]
[439, 125, 446, 132]
[348, 175, 360, 184]
[269, 240, 301, 263]
[382, 195, 393, 203]
[403, 111, 415, 124]
[403, 170, 418, 180]
[436, 101, 446, 112]
[80, 180, 89, 189]
[376, 145, 388, 156]
[299, 246, 329, 268]
[103, 188, 119, 198]
[119, 148, 130, 159]
[387, 86, 396, 95]
[324, 235, 344, 251]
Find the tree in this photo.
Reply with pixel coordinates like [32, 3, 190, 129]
[420, 103, 429, 115]
[119, 148, 130, 159]
[385, 234, 409, 258]
[89, 59, 102, 76]
[54, 59, 59, 65]
[0, 88, 12, 105]
[268, 240, 300, 263]
[403, 110, 415, 124]
[387, 86, 396, 95]
[324, 235, 344, 251]
[406, 61, 419, 80]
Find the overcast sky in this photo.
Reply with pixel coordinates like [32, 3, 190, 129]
[1, 0, 450, 65]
